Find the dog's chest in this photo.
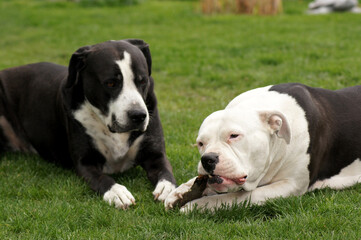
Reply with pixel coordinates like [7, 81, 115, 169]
[73, 105, 143, 174]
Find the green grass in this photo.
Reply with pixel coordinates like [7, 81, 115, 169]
[1, 0, 361, 238]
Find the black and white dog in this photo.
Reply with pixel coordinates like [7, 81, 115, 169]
[165, 83, 361, 212]
[0, 39, 176, 209]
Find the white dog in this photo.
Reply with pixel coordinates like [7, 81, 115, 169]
[165, 83, 361, 212]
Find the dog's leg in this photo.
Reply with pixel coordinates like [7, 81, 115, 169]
[140, 154, 177, 202]
[0, 118, 6, 153]
[309, 174, 361, 191]
[137, 102, 177, 202]
[180, 179, 305, 213]
[0, 88, 34, 153]
[0, 116, 31, 152]
[76, 164, 135, 209]
[309, 159, 361, 191]
[0, 89, 9, 153]
[0, 97, 6, 153]
[138, 148, 177, 202]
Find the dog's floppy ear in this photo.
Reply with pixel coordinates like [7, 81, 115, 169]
[124, 39, 152, 76]
[259, 111, 291, 144]
[65, 45, 91, 88]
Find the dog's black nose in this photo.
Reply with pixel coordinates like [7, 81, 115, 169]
[128, 110, 147, 124]
[201, 152, 219, 174]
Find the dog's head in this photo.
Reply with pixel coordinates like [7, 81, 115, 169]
[64, 39, 152, 133]
[196, 108, 291, 193]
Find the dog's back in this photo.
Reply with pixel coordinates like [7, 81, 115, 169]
[0, 63, 71, 164]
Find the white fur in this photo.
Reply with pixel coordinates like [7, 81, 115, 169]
[106, 51, 149, 131]
[73, 101, 143, 173]
[102, 135, 144, 174]
[153, 179, 177, 202]
[309, 159, 361, 191]
[103, 183, 135, 209]
[167, 85, 314, 212]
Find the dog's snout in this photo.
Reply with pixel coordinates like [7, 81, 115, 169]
[128, 109, 147, 124]
[201, 152, 219, 174]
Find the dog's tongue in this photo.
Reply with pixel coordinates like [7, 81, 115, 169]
[232, 177, 247, 185]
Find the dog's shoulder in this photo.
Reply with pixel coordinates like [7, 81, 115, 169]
[269, 83, 328, 121]
[269, 83, 313, 104]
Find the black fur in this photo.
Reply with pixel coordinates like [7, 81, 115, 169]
[270, 83, 361, 186]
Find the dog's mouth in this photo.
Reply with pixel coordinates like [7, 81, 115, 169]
[107, 124, 129, 133]
[107, 123, 147, 134]
[208, 174, 247, 185]
[207, 174, 247, 193]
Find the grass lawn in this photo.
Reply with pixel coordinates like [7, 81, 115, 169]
[1, 0, 361, 238]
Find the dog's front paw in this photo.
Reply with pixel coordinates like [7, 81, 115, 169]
[153, 179, 176, 202]
[103, 183, 136, 210]
[164, 182, 194, 210]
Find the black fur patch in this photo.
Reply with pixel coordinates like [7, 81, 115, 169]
[270, 83, 361, 185]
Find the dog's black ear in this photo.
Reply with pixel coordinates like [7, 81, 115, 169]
[65, 45, 91, 88]
[124, 39, 152, 76]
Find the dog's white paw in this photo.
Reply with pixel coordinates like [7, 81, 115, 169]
[153, 179, 176, 202]
[103, 183, 135, 210]
[164, 179, 195, 210]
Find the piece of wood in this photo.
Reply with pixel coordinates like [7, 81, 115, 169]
[173, 175, 209, 208]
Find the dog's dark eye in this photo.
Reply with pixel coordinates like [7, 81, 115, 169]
[139, 76, 147, 85]
[198, 142, 204, 147]
[107, 82, 115, 88]
[230, 134, 239, 139]
[104, 79, 117, 88]
[104, 73, 123, 89]
[104, 79, 118, 89]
